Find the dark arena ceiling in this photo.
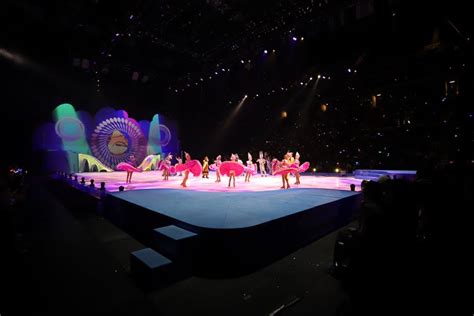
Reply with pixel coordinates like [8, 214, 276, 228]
[1, 0, 471, 166]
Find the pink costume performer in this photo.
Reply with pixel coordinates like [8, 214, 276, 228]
[244, 152, 256, 182]
[290, 152, 310, 184]
[219, 154, 245, 188]
[116, 154, 141, 183]
[257, 151, 267, 177]
[175, 152, 202, 188]
[272, 153, 299, 189]
[209, 155, 222, 183]
[160, 153, 173, 180]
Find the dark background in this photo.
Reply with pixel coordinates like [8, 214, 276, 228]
[1, 0, 472, 172]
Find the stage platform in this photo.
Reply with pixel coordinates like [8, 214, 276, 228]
[109, 188, 358, 229]
[53, 172, 363, 277]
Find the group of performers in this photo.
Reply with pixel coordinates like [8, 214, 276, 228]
[116, 150, 310, 189]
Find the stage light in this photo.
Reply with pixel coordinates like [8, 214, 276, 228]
[309, 77, 313, 80]
[347, 68, 351, 73]
[244, 94, 248, 98]
[272, 49, 276, 53]
[449, 80, 456, 83]
[281, 111, 287, 118]
[241, 60, 245, 64]
[376, 93, 381, 97]
[264, 50, 268, 54]
[317, 74, 321, 79]
[312, 168, 316, 172]
[300, 37, 304, 41]
[215, 72, 218, 75]
[292, 37, 297, 41]
[321, 103, 327, 112]
[335, 168, 340, 173]
[115, 33, 120, 36]
[221, 68, 225, 72]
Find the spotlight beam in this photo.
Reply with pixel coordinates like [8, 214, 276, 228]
[226, 94, 248, 123]
[211, 94, 249, 148]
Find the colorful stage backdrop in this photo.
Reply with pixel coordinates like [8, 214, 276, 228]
[33, 103, 179, 173]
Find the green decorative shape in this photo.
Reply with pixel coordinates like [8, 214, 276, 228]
[53, 103, 91, 172]
[138, 154, 162, 171]
[78, 153, 113, 172]
[147, 114, 162, 155]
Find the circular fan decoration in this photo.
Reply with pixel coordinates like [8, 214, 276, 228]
[90, 117, 147, 168]
[149, 124, 172, 146]
[55, 117, 85, 141]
